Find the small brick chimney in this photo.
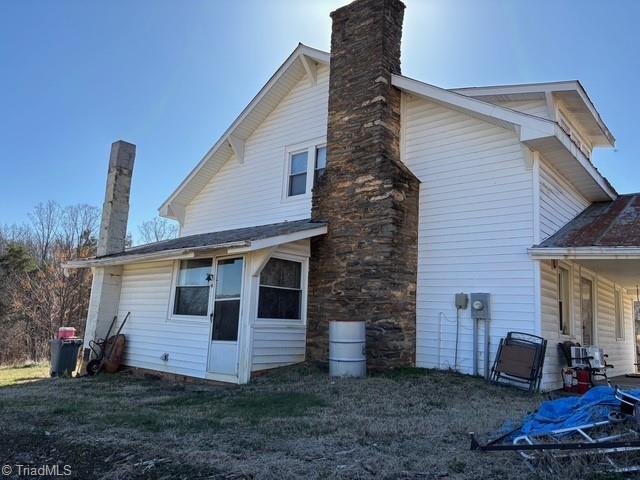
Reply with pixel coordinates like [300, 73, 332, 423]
[97, 140, 136, 256]
[307, 0, 420, 369]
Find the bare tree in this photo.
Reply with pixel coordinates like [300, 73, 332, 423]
[0, 201, 99, 365]
[29, 200, 61, 265]
[137, 217, 178, 244]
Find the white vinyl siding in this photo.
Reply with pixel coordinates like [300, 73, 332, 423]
[115, 240, 311, 381]
[540, 260, 635, 390]
[251, 240, 309, 372]
[117, 261, 211, 379]
[539, 156, 590, 240]
[401, 93, 535, 375]
[181, 65, 329, 236]
[493, 99, 551, 120]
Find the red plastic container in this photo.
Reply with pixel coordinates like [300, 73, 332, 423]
[57, 327, 77, 340]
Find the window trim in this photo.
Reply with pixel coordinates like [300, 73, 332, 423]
[579, 268, 598, 346]
[167, 257, 214, 323]
[281, 137, 326, 201]
[255, 253, 308, 325]
[614, 285, 624, 341]
[557, 262, 573, 337]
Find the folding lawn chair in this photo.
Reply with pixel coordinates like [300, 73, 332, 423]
[490, 331, 547, 392]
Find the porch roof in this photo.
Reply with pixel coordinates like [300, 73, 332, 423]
[534, 194, 640, 250]
[64, 219, 327, 268]
[529, 194, 640, 288]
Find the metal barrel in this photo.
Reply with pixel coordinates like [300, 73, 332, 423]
[329, 321, 366, 378]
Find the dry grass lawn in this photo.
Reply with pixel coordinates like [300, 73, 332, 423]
[0, 364, 558, 479]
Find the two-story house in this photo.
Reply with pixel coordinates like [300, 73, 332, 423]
[68, 0, 640, 391]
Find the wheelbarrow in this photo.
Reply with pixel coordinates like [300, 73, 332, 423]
[87, 312, 130, 376]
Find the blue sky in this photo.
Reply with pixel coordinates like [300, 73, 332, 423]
[1, 0, 639, 239]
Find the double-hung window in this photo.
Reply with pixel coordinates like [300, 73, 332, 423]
[258, 258, 302, 320]
[173, 259, 212, 317]
[558, 266, 571, 335]
[285, 140, 327, 198]
[288, 151, 308, 197]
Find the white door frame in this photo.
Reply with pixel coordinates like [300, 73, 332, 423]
[205, 253, 246, 383]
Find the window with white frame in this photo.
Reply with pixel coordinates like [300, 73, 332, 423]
[615, 288, 624, 340]
[558, 266, 571, 335]
[258, 258, 302, 320]
[285, 140, 326, 198]
[172, 258, 212, 317]
[288, 151, 308, 197]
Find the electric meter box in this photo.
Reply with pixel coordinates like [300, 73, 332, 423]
[470, 293, 491, 320]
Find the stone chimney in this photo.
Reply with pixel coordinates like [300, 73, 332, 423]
[307, 0, 420, 369]
[80, 141, 136, 371]
[97, 140, 136, 256]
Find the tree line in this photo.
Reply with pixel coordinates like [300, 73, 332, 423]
[0, 201, 177, 366]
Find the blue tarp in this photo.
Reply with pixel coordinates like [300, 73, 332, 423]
[508, 387, 640, 438]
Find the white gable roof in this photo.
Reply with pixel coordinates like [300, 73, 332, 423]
[452, 81, 615, 148]
[159, 44, 330, 221]
[393, 74, 616, 201]
[160, 45, 617, 221]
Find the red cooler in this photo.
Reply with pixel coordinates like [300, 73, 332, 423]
[57, 327, 77, 340]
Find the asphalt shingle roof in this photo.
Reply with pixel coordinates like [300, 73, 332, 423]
[537, 194, 640, 248]
[98, 219, 326, 260]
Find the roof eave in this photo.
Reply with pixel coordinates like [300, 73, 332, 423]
[158, 44, 330, 218]
[529, 246, 640, 260]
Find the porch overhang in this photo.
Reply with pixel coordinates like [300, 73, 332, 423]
[529, 247, 640, 290]
[64, 219, 327, 269]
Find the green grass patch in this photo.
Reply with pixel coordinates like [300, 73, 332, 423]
[225, 392, 326, 420]
[0, 364, 50, 387]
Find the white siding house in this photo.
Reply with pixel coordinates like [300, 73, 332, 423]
[71, 35, 636, 391]
[181, 64, 329, 236]
[401, 93, 536, 374]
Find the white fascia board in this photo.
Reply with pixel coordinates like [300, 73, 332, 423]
[392, 74, 556, 139]
[553, 125, 617, 200]
[452, 80, 614, 147]
[64, 240, 251, 268]
[158, 44, 330, 215]
[63, 250, 197, 269]
[528, 247, 640, 260]
[227, 225, 328, 254]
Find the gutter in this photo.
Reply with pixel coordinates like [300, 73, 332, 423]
[528, 246, 640, 260]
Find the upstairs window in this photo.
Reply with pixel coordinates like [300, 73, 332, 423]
[284, 139, 327, 198]
[288, 151, 308, 196]
[258, 258, 302, 320]
[173, 259, 212, 317]
[314, 146, 327, 184]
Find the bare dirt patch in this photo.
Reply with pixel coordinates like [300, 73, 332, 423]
[0, 365, 550, 479]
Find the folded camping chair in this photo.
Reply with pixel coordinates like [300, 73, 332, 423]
[490, 332, 547, 392]
[558, 341, 614, 386]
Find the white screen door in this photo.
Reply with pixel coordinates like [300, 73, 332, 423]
[581, 276, 594, 346]
[208, 257, 244, 375]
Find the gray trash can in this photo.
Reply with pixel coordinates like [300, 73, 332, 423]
[50, 338, 83, 377]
